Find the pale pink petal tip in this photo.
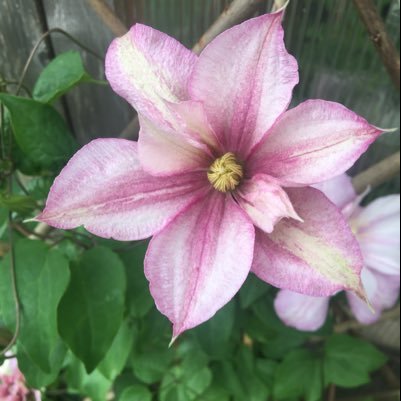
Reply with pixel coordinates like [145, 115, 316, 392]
[274, 290, 330, 332]
[169, 335, 179, 349]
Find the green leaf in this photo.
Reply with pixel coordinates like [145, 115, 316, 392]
[193, 300, 236, 358]
[235, 348, 271, 401]
[120, 385, 152, 401]
[324, 334, 387, 388]
[0, 193, 37, 214]
[212, 361, 246, 399]
[160, 364, 213, 401]
[247, 297, 308, 359]
[274, 349, 323, 401]
[18, 342, 67, 388]
[132, 348, 174, 385]
[200, 385, 230, 401]
[239, 274, 270, 309]
[98, 320, 136, 381]
[33, 51, 100, 104]
[0, 94, 77, 171]
[58, 247, 127, 373]
[0, 239, 70, 373]
[66, 356, 112, 401]
[120, 242, 153, 319]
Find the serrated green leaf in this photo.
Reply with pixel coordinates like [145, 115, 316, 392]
[120, 385, 152, 401]
[324, 334, 387, 388]
[0, 94, 77, 171]
[58, 247, 127, 373]
[98, 320, 136, 381]
[274, 349, 323, 401]
[33, 51, 97, 104]
[0, 239, 70, 373]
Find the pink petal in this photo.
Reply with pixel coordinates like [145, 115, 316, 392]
[313, 174, 356, 209]
[252, 187, 364, 297]
[274, 290, 330, 332]
[249, 100, 383, 186]
[353, 195, 401, 276]
[235, 174, 302, 234]
[189, 12, 298, 157]
[145, 193, 255, 338]
[38, 139, 208, 241]
[138, 113, 212, 176]
[105, 24, 197, 128]
[347, 268, 400, 325]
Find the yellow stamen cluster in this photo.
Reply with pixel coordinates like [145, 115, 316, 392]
[207, 153, 244, 193]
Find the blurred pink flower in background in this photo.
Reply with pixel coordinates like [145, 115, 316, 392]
[0, 357, 41, 401]
[275, 175, 401, 331]
[38, 8, 385, 338]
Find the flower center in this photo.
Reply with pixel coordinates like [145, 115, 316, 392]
[207, 153, 244, 193]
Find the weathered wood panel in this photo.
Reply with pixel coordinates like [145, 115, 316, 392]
[0, 0, 51, 90]
[42, 0, 133, 144]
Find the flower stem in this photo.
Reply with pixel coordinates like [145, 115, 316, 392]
[16, 28, 104, 96]
[352, 151, 400, 194]
[352, 0, 400, 90]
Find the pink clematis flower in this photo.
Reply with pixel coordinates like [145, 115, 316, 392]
[275, 174, 401, 331]
[0, 357, 41, 401]
[38, 9, 384, 338]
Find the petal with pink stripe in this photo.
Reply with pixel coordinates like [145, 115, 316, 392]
[38, 139, 208, 241]
[145, 193, 255, 339]
[189, 12, 298, 157]
[249, 100, 383, 186]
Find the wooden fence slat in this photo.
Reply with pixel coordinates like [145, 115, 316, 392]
[0, 0, 51, 89]
[41, 0, 133, 144]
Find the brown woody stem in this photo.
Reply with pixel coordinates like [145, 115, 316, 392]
[352, 151, 400, 194]
[192, 0, 265, 54]
[87, 0, 127, 37]
[352, 0, 400, 90]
